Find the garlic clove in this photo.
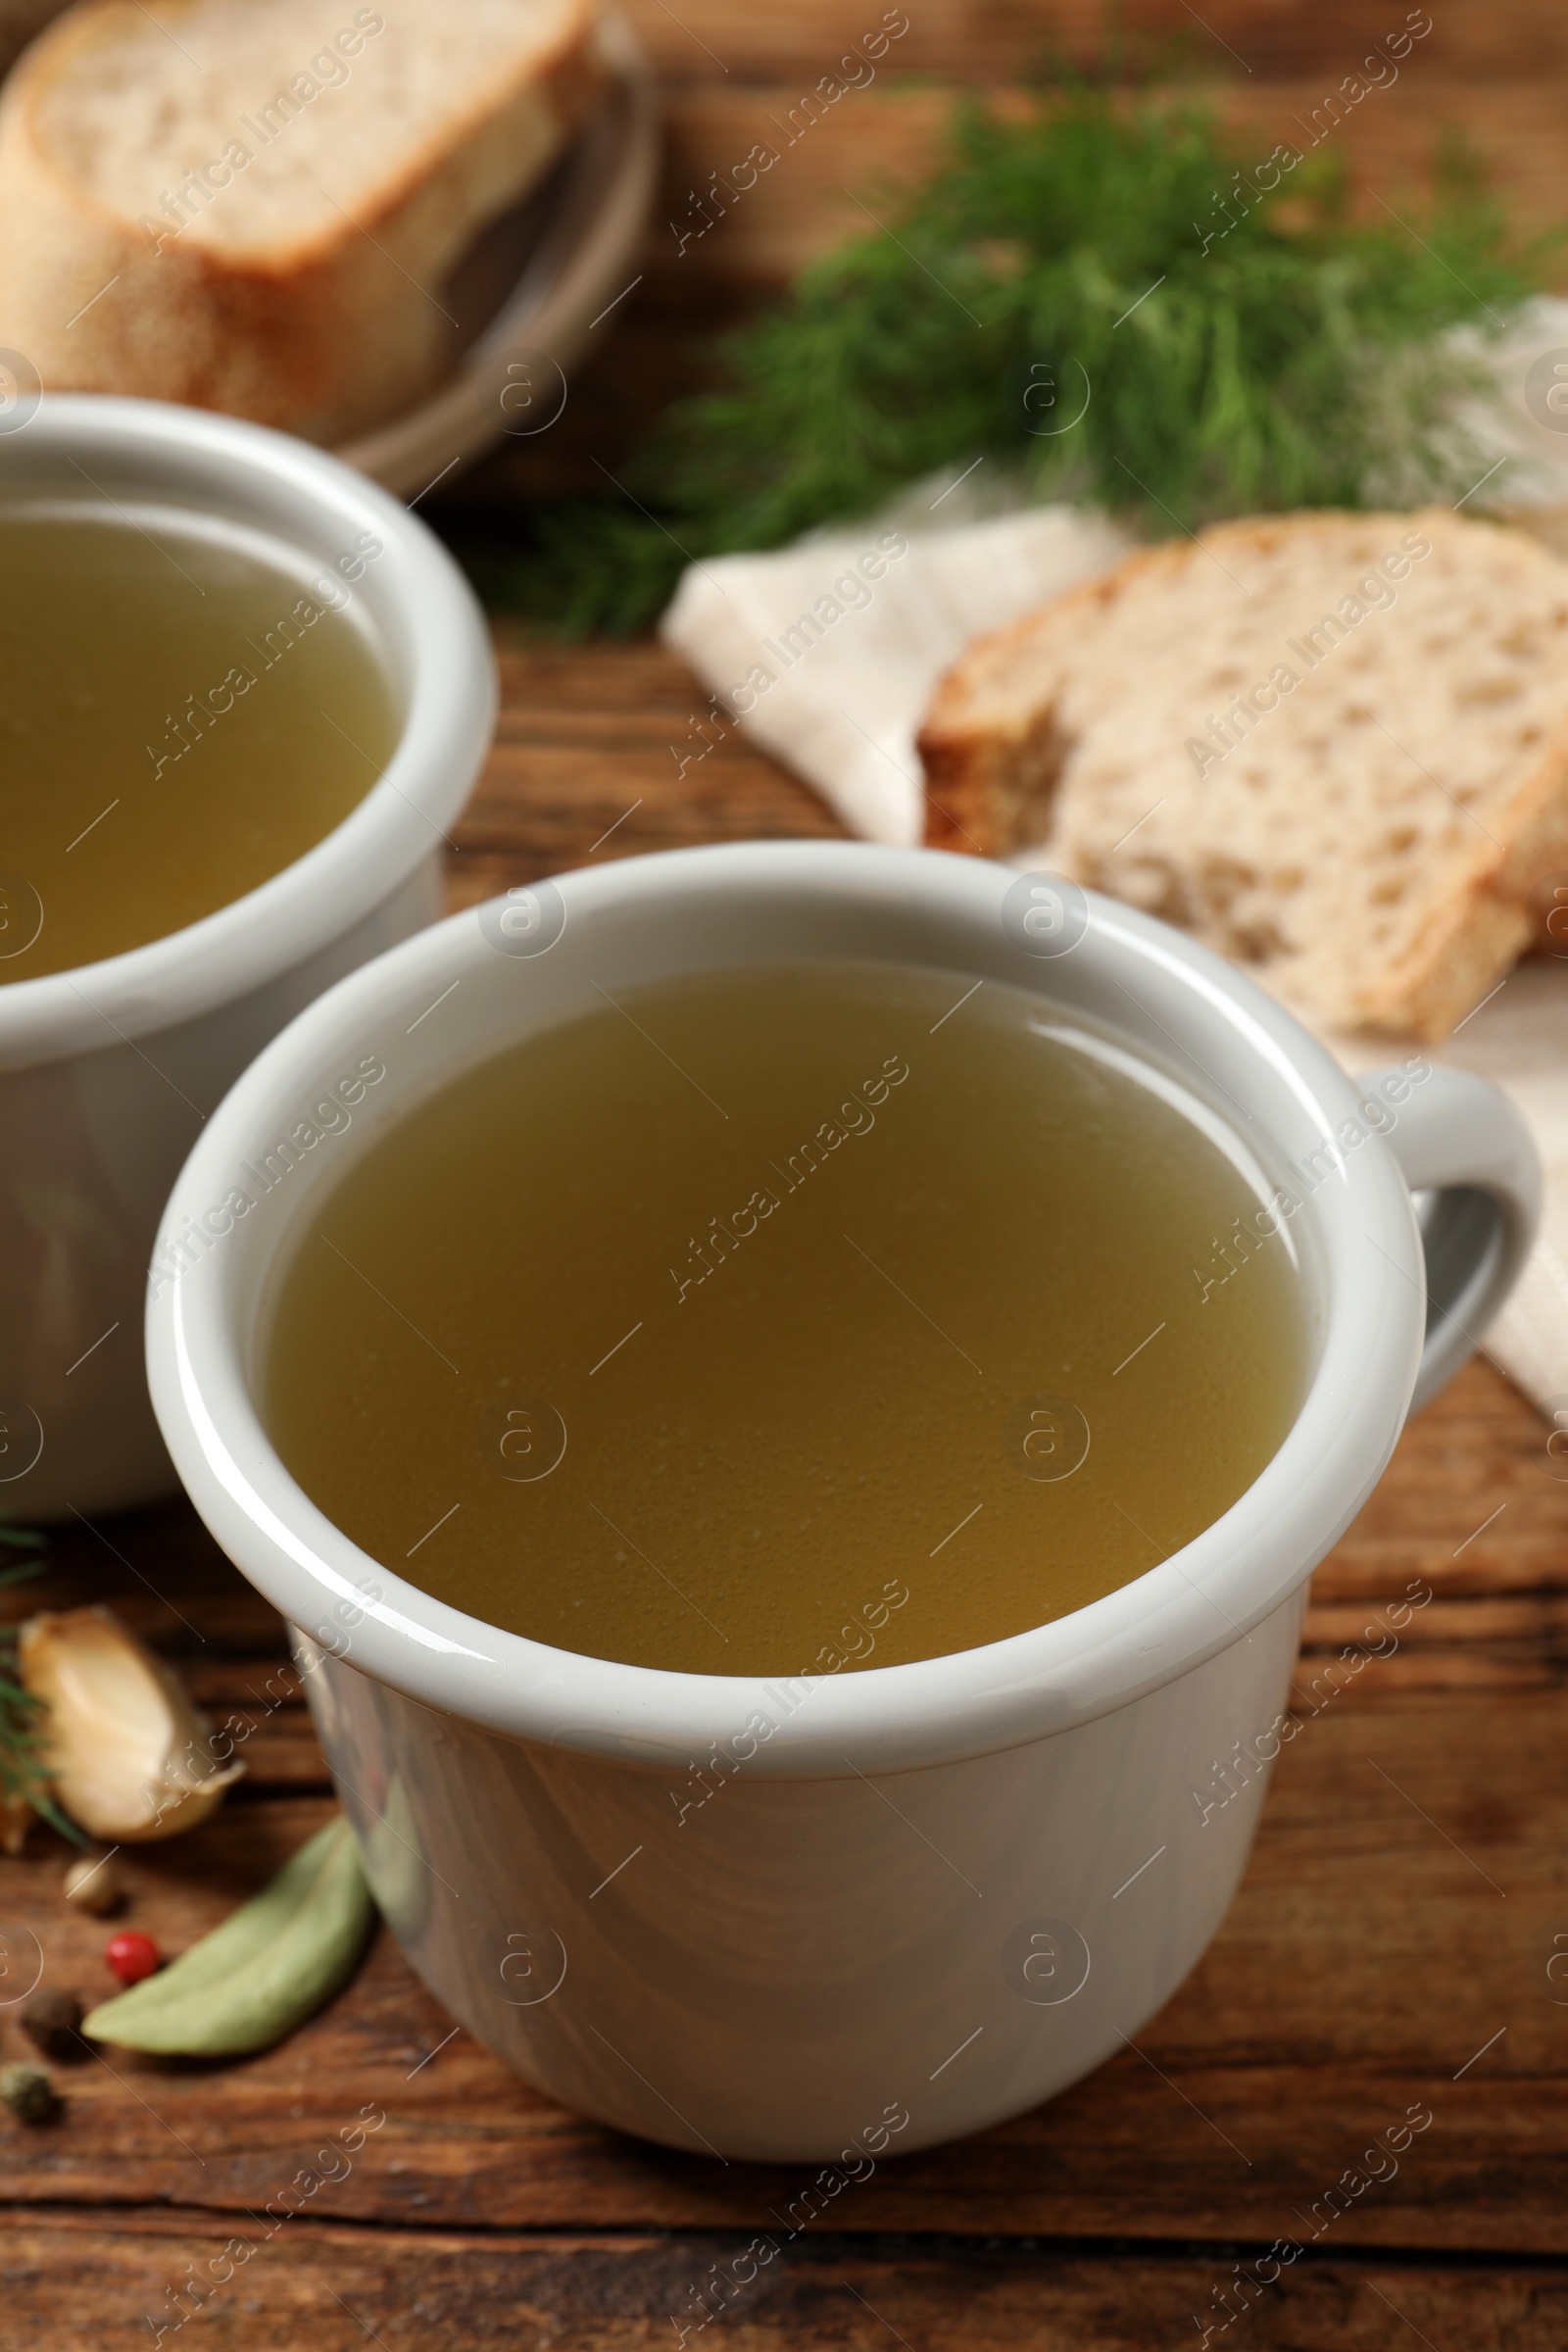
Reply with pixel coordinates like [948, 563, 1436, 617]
[19, 1606, 243, 1843]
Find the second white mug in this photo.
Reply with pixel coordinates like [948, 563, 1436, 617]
[0, 395, 495, 1518]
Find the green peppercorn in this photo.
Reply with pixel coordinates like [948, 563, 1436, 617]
[0, 2062, 59, 2124]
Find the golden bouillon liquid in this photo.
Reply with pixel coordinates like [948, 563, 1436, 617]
[264, 962, 1308, 1675]
[0, 503, 398, 980]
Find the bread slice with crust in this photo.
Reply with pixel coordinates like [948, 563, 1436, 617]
[0, 0, 607, 443]
[0, 0, 72, 78]
[918, 510, 1568, 1038]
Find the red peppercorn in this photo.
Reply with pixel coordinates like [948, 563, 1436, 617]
[105, 1931, 161, 1986]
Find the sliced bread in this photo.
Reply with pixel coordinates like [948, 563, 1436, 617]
[918, 510, 1568, 1037]
[0, 0, 607, 443]
[0, 0, 72, 78]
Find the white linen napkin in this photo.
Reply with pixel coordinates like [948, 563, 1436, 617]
[662, 363, 1568, 1419]
[663, 494, 1135, 846]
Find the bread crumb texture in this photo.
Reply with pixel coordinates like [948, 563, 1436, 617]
[0, 0, 605, 439]
[919, 511, 1568, 1037]
[32, 0, 576, 246]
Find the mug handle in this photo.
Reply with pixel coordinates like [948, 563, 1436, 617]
[1372, 1067, 1542, 1417]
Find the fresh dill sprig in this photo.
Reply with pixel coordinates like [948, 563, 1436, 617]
[0, 1532, 81, 1847]
[475, 84, 1556, 636]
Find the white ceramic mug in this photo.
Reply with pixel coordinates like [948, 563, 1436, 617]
[0, 395, 495, 1519]
[146, 843, 1538, 2162]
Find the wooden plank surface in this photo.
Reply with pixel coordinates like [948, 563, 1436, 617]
[3, 750, 1565, 2337]
[9, 2, 1568, 2342]
[12, 2217, 1568, 2352]
[9, 632, 1568, 2343]
[7, 1348, 1566, 2261]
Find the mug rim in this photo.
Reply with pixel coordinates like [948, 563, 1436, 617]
[146, 842, 1427, 1778]
[0, 394, 494, 1072]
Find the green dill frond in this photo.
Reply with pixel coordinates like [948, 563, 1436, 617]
[478, 82, 1557, 637]
[0, 1531, 76, 1843]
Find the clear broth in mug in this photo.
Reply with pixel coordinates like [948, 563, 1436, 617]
[0, 504, 398, 981]
[264, 962, 1308, 1675]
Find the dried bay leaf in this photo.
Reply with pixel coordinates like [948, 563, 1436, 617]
[82, 1817, 374, 2056]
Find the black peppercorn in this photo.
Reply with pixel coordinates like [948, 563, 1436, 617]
[21, 1986, 84, 2062]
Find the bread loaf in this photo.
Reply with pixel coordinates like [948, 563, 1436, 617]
[0, 0, 71, 78]
[0, 0, 606, 443]
[919, 510, 1568, 1037]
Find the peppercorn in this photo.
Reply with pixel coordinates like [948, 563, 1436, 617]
[63, 1850, 122, 1916]
[0, 2062, 59, 2125]
[21, 1986, 84, 2062]
[105, 1931, 161, 1986]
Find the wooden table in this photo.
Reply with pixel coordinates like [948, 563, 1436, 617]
[4, 629, 1566, 2348]
[10, 1, 1568, 2338]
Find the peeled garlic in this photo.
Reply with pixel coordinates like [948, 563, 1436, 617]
[19, 1606, 243, 1842]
